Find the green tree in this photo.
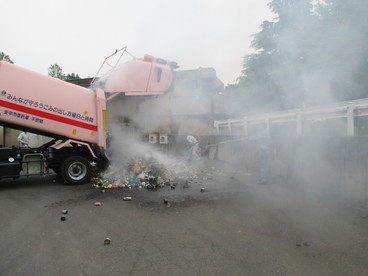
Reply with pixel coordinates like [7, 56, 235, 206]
[64, 73, 80, 80]
[48, 63, 64, 80]
[0, 52, 14, 63]
[238, 0, 318, 112]
[232, 0, 368, 115]
[48, 64, 81, 80]
[315, 0, 368, 101]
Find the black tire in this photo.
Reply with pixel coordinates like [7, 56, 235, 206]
[100, 153, 110, 172]
[60, 156, 92, 185]
[52, 167, 60, 175]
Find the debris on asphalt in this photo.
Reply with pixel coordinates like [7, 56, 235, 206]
[163, 198, 169, 205]
[60, 216, 66, 221]
[201, 188, 205, 192]
[104, 238, 111, 245]
[61, 210, 68, 214]
[91, 156, 221, 192]
[123, 197, 132, 201]
[94, 202, 101, 206]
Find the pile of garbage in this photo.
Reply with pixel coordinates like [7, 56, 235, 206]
[91, 156, 211, 190]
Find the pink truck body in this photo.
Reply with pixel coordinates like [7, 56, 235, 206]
[100, 54, 173, 96]
[0, 53, 174, 184]
[0, 61, 106, 148]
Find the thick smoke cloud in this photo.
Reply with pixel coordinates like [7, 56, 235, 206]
[213, 0, 368, 211]
[224, 0, 368, 116]
[98, 1, 368, 213]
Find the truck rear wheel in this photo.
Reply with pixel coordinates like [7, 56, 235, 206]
[60, 156, 92, 185]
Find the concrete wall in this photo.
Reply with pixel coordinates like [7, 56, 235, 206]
[0, 126, 3, 146]
[4, 128, 20, 147]
[106, 70, 221, 136]
[2, 128, 52, 147]
[107, 94, 216, 136]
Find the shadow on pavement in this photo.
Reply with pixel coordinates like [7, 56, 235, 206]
[0, 173, 63, 190]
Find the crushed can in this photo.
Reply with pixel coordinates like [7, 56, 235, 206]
[104, 238, 111, 245]
[123, 197, 132, 201]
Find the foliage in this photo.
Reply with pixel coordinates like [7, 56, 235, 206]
[48, 64, 64, 79]
[0, 52, 14, 63]
[65, 73, 80, 80]
[48, 64, 80, 80]
[230, 0, 368, 115]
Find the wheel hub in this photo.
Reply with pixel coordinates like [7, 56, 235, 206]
[68, 162, 86, 180]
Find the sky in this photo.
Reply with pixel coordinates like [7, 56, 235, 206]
[1, 0, 273, 85]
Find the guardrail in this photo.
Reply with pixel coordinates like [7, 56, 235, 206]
[214, 98, 368, 136]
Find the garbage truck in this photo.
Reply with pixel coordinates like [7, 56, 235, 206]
[0, 47, 175, 184]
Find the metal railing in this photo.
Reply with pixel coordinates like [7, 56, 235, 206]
[214, 98, 368, 136]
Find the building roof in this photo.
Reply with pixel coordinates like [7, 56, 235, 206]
[66, 78, 94, 88]
[174, 68, 224, 94]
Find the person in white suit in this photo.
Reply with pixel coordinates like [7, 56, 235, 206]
[17, 131, 30, 148]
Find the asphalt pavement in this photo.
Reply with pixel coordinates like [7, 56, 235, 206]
[1, 161, 368, 276]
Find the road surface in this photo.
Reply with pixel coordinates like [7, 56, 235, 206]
[0, 161, 368, 275]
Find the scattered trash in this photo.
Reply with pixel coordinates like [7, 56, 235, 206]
[60, 216, 66, 221]
[94, 202, 101, 206]
[201, 188, 205, 192]
[104, 238, 111, 245]
[127, 177, 139, 186]
[123, 197, 132, 201]
[163, 198, 169, 205]
[92, 156, 224, 193]
[61, 210, 68, 214]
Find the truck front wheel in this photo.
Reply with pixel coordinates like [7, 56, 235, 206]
[60, 156, 92, 185]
